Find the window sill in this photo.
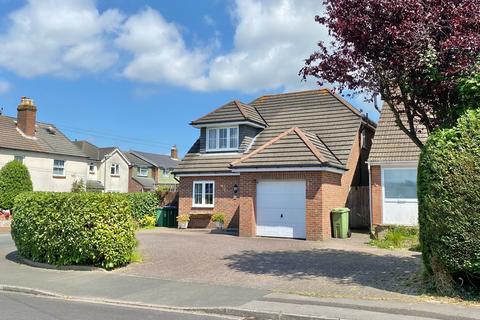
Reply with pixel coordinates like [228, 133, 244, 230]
[52, 175, 66, 179]
[192, 205, 214, 209]
[110, 174, 120, 177]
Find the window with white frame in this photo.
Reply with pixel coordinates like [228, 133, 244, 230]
[89, 162, 96, 174]
[53, 160, 65, 176]
[138, 167, 148, 177]
[383, 168, 417, 199]
[162, 168, 170, 177]
[192, 181, 215, 207]
[14, 155, 24, 164]
[110, 163, 120, 176]
[206, 127, 239, 151]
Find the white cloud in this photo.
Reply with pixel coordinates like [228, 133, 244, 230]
[115, 7, 208, 90]
[0, 0, 123, 77]
[0, 80, 10, 94]
[118, 0, 328, 93]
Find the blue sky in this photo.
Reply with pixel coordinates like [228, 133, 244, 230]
[0, 0, 379, 157]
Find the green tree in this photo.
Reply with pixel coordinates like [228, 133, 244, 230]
[0, 161, 33, 210]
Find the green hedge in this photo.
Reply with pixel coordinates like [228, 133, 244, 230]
[0, 161, 33, 210]
[126, 192, 158, 221]
[12, 192, 136, 269]
[418, 109, 480, 290]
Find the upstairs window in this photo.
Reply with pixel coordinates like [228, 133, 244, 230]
[138, 167, 148, 177]
[206, 127, 239, 151]
[110, 163, 120, 176]
[89, 163, 96, 174]
[53, 160, 65, 177]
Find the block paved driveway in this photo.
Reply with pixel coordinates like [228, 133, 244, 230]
[117, 229, 422, 301]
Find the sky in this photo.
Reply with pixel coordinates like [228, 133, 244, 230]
[0, 0, 379, 157]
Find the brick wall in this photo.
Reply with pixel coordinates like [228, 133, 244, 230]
[370, 165, 382, 225]
[178, 175, 240, 228]
[128, 167, 144, 193]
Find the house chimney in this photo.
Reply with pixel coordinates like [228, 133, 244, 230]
[17, 97, 37, 137]
[170, 145, 178, 159]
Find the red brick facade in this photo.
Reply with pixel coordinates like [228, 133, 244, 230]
[370, 165, 383, 226]
[179, 176, 240, 228]
[177, 131, 368, 240]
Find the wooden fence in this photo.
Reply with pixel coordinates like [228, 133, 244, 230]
[346, 186, 370, 229]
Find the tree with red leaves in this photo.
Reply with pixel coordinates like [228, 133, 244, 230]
[301, 0, 480, 147]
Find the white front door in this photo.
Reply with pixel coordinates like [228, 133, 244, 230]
[382, 167, 418, 226]
[256, 180, 306, 239]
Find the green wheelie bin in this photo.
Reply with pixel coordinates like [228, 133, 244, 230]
[331, 208, 350, 238]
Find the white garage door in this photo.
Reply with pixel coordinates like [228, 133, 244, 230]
[382, 168, 418, 226]
[256, 180, 306, 239]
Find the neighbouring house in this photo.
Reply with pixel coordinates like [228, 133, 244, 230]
[128, 147, 180, 192]
[73, 141, 180, 193]
[73, 141, 131, 193]
[0, 97, 89, 192]
[367, 105, 427, 227]
[174, 89, 376, 240]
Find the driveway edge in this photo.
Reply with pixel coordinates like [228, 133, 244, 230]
[0, 285, 337, 320]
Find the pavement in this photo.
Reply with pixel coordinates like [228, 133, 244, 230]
[1, 232, 480, 320]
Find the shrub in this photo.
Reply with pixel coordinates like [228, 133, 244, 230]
[11, 192, 136, 269]
[418, 109, 480, 291]
[125, 192, 158, 221]
[211, 213, 225, 223]
[138, 215, 156, 229]
[71, 179, 85, 192]
[0, 161, 33, 210]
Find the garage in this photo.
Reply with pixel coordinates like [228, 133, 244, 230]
[256, 180, 306, 239]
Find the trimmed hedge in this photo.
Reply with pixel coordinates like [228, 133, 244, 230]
[12, 192, 136, 269]
[126, 192, 158, 221]
[0, 161, 33, 210]
[418, 109, 480, 289]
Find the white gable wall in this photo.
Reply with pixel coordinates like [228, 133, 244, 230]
[98, 151, 129, 193]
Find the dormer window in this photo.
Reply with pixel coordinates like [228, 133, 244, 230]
[206, 126, 239, 151]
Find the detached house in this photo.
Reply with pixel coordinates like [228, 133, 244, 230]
[368, 105, 427, 227]
[0, 97, 89, 191]
[73, 141, 131, 193]
[174, 89, 375, 240]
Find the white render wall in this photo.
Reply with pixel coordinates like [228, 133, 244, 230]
[0, 148, 89, 192]
[97, 151, 129, 193]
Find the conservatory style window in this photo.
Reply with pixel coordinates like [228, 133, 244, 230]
[206, 127, 238, 151]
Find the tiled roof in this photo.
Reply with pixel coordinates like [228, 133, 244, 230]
[0, 115, 88, 158]
[231, 127, 344, 169]
[130, 150, 180, 169]
[190, 100, 267, 127]
[132, 176, 156, 189]
[175, 89, 371, 174]
[368, 104, 427, 163]
[73, 140, 101, 160]
[124, 152, 152, 167]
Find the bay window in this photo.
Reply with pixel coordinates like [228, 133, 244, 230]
[192, 181, 215, 207]
[206, 126, 239, 151]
